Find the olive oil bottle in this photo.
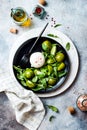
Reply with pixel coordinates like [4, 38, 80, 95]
[11, 7, 31, 27]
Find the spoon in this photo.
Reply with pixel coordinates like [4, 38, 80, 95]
[19, 23, 49, 68]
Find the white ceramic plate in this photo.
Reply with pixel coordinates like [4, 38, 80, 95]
[9, 27, 79, 97]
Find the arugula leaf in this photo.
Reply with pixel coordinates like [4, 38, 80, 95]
[13, 65, 23, 74]
[66, 42, 70, 51]
[49, 115, 56, 122]
[58, 70, 67, 78]
[54, 24, 62, 28]
[53, 66, 58, 77]
[32, 76, 38, 83]
[50, 45, 57, 55]
[47, 34, 59, 38]
[32, 85, 45, 91]
[17, 73, 25, 80]
[21, 80, 27, 87]
[47, 105, 59, 113]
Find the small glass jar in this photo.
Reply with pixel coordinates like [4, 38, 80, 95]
[76, 94, 87, 111]
[33, 5, 46, 19]
[11, 7, 31, 27]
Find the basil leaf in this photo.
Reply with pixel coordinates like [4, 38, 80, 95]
[66, 42, 70, 51]
[47, 34, 59, 38]
[49, 115, 56, 122]
[47, 105, 59, 113]
[54, 24, 62, 28]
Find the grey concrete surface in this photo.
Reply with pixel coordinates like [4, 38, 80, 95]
[0, 0, 87, 130]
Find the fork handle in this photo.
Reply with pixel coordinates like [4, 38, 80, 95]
[28, 23, 49, 54]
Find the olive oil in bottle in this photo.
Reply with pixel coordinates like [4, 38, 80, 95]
[11, 7, 31, 27]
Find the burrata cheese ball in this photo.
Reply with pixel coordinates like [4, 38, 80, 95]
[30, 52, 45, 68]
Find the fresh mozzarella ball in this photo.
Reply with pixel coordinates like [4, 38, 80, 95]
[30, 52, 45, 68]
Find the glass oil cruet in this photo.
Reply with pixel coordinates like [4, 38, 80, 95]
[11, 7, 31, 26]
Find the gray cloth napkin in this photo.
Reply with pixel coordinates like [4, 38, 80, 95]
[0, 68, 45, 130]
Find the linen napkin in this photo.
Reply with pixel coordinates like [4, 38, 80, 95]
[0, 68, 45, 130]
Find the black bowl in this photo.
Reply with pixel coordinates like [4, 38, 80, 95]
[13, 37, 70, 93]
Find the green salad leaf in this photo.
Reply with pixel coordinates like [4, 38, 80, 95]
[47, 34, 59, 38]
[54, 24, 62, 28]
[49, 115, 56, 122]
[66, 42, 70, 51]
[47, 105, 59, 113]
[58, 70, 67, 78]
[13, 65, 23, 74]
[32, 84, 45, 91]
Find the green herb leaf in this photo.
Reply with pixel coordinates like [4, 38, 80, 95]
[50, 45, 57, 55]
[21, 80, 27, 87]
[13, 65, 23, 74]
[58, 70, 67, 78]
[47, 34, 59, 38]
[32, 76, 38, 83]
[47, 105, 59, 113]
[32, 84, 45, 91]
[66, 42, 70, 51]
[54, 24, 62, 28]
[17, 73, 25, 80]
[53, 67, 58, 77]
[49, 115, 56, 122]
